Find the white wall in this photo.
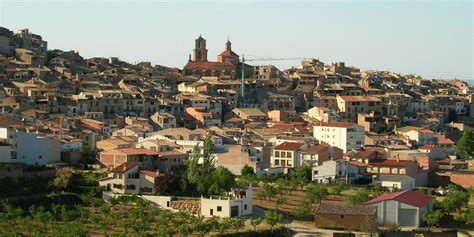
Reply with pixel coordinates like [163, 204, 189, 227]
[201, 198, 232, 217]
[313, 124, 364, 153]
[17, 131, 61, 165]
[0, 145, 11, 162]
[0, 127, 8, 139]
[312, 160, 337, 183]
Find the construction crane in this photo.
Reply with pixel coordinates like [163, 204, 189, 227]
[240, 54, 305, 103]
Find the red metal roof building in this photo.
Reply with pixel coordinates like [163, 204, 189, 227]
[365, 190, 434, 227]
[365, 190, 433, 208]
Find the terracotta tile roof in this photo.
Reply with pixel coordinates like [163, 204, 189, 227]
[218, 50, 238, 57]
[416, 157, 434, 169]
[348, 161, 368, 167]
[437, 135, 454, 145]
[139, 169, 160, 178]
[274, 142, 305, 151]
[319, 122, 357, 128]
[0, 115, 23, 127]
[417, 129, 435, 134]
[365, 190, 433, 207]
[103, 148, 159, 156]
[111, 162, 139, 173]
[346, 150, 378, 158]
[301, 144, 328, 153]
[316, 203, 376, 215]
[339, 96, 381, 102]
[438, 172, 474, 188]
[369, 159, 413, 167]
[184, 61, 235, 70]
[418, 144, 434, 150]
[271, 123, 307, 132]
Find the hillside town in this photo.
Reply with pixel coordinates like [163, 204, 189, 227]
[0, 27, 473, 236]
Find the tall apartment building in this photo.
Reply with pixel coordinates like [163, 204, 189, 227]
[313, 122, 365, 153]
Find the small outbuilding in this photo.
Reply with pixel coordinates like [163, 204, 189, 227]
[365, 190, 433, 228]
[314, 203, 377, 231]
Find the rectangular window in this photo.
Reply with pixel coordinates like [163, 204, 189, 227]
[275, 151, 280, 158]
[217, 206, 222, 212]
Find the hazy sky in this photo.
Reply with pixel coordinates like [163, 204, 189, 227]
[1, 0, 472, 80]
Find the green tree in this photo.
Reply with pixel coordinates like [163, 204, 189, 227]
[265, 210, 283, 232]
[438, 190, 469, 213]
[275, 196, 287, 210]
[330, 181, 349, 197]
[75, 205, 91, 225]
[288, 177, 299, 194]
[275, 178, 288, 196]
[218, 217, 232, 234]
[155, 211, 177, 237]
[177, 225, 192, 237]
[0, 201, 22, 234]
[29, 205, 53, 232]
[241, 165, 255, 177]
[295, 163, 313, 189]
[230, 217, 245, 233]
[187, 134, 217, 196]
[261, 182, 277, 201]
[209, 166, 236, 195]
[348, 189, 372, 205]
[425, 210, 444, 227]
[191, 216, 213, 237]
[292, 201, 311, 220]
[95, 205, 112, 236]
[457, 131, 474, 159]
[53, 167, 74, 191]
[250, 217, 263, 231]
[448, 109, 458, 123]
[306, 183, 328, 204]
[257, 190, 266, 204]
[0, 201, 22, 223]
[80, 145, 96, 164]
[455, 208, 474, 225]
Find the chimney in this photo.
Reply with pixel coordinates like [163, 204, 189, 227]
[123, 165, 127, 171]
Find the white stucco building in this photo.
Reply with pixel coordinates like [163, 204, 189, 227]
[373, 174, 415, 191]
[200, 186, 253, 217]
[16, 131, 61, 165]
[313, 122, 365, 153]
[99, 162, 160, 195]
[312, 159, 364, 183]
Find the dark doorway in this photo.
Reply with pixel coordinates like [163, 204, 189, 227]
[230, 206, 239, 217]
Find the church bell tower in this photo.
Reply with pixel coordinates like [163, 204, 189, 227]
[193, 35, 208, 62]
